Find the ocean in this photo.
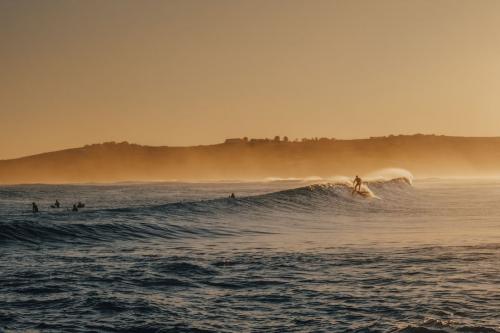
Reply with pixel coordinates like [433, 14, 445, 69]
[1, 172, 500, 332]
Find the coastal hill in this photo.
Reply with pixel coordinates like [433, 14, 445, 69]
[1, 134, 500, 184]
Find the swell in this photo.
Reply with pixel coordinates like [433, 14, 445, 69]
[107, 176, 412, 214]
[393, 318, 500, 333]
[0, 177, 413, 245]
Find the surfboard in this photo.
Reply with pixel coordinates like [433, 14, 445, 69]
[353, 190, 370, 197]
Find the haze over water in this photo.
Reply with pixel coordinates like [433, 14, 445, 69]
[2, 0, 500, 332]
[1, 173, 500, 332]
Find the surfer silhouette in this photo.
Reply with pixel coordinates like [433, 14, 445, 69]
[352, 175, 362, 194]
[32, 202, 39, 213]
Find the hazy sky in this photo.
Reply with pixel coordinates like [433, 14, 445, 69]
[2, 0, 500, 159]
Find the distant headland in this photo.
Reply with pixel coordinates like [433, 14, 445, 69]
[1, 134, 500, 184]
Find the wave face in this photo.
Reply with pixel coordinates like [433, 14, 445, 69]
[2, 174, 500, 332]
[0, 176, 413, 245]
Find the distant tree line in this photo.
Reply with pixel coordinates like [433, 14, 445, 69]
[224, 136, 338, 144]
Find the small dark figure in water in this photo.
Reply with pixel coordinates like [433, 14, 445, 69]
[50, 200, 61, 209]
[32, 202, 39, 213]
[77, 202, 85, 208]
[229, 193, 236, 199]
[352, 175, 362, 194]
[72, 204, 78, 212]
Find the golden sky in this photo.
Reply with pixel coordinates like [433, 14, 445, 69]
[2, 0, 500, 159]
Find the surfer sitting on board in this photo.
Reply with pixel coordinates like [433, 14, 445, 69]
[352, 175, 362, 194]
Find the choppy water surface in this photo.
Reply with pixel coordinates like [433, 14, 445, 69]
[1, 177, 500, 332]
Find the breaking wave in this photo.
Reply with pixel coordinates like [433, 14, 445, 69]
[0, 174, 413, 245]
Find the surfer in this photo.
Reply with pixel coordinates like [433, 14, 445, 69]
[72, 204, 78, 212]
[352, 175, 362, 194]
[229, 193, 236, 199]
[50, 200, 61, 208]
[32, 202, 39, 213]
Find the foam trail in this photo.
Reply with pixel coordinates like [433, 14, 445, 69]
[364, 168, 414, 185]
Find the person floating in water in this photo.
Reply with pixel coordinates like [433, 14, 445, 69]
[32, 202, 39, 213]
[50, 200, 61, 209]
[352, 175, 362, 194]
[72, 204, 78, 212]
[229, 193, 236, 199]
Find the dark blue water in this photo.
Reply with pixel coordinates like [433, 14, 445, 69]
[1, 176, 500, 332]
